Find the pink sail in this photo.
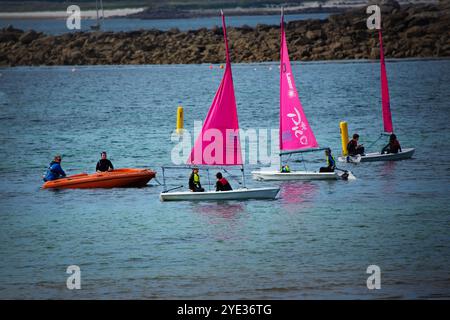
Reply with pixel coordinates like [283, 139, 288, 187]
[187, 13, 242, 165]
[379, 29, 394, 134]
[279, 13, 318, 152]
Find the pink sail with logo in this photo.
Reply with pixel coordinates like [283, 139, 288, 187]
[379, 29, 394, 134]
[279, 12, 318, 152]
[187, 12, 242, 165]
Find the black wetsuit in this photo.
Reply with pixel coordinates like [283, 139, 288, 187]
[319, 155, 336, 172]
[189, 173, 204, 192]
[96, 159, 114, 172]
[347, 139, 365, 156]
[381, 140, 402, 154]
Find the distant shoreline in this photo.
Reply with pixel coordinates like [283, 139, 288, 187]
[0, 7, 344, 20]
[126, 7, 348, 20]
[0, 0, 439, 20]
[1, 2, 448, 66]
[0, 8, 145, 20]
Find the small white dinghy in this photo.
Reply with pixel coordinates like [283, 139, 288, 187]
[160, 187, 279, 202]
[340, 147, 415, 163]
[251, 11, 355, 182]
[160, 12, 280, 202]
[340, 26, 414, 163]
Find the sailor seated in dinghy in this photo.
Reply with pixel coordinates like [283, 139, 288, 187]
[347, 133, 365, 156]
[381, 134, 402, 154]
[43, 155, 66, 181]
[96, 151, 114, 172]
[215, 172, 233, 192]
[189, 167, 205, 192]
[319, 149, 336, 173]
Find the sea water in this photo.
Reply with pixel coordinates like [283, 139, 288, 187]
[0, 59, 449, 299]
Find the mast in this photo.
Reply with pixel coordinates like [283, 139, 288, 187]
[278, 8, 318, 156]
[279, 7, 284, 165]
[379, 29, 393, 134]
[100, 0, 105, 20]
[186, 10, 242, 166]
[95, 0, 99, 25]
[278, 7, 284, 171]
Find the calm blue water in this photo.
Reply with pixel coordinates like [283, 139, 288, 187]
[0, 13, 329, 34]
[0, 59, 449, 299]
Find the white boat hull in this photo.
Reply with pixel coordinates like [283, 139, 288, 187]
[251, 170, 339, 181]
[160, 187, 280, 202]
[339, 148, 415, 162]
[338, 155, 362, 163]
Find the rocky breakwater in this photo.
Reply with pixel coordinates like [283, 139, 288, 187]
[0, 1, 448, 66]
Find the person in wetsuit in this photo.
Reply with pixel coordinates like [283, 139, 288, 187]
[43, 155, 66, 181]
[215, 172, 232, 191]
[347, 133, 365, 156]
[319, 148, 336, 172]
[381, 134, 402, 154]
[189, 167, 205, 192]
[96, 151, 114, 172]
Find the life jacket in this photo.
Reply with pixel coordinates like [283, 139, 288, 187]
[44, 161, 62, 181]
[327, 155, 336, 168]
[390, 140, 401, 153]
[218, 178, 232, 191]
[347, 140, 357, 153]
[193, 173, 200, 184]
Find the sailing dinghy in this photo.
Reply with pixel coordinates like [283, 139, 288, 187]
[160, 185, 279, 202]
[339, 28, 414, 163]
[160, 12, 280, 202]
[252, 10, 353, 181]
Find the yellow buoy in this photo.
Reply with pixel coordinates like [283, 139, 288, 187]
[176, 105, 184, 134]
[340, 121, 349, 156]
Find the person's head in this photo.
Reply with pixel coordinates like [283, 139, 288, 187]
[353, 133, 359, 141]
[216, 172, 223, 180]
[54, 155, 62, 163]
[325, 148, 331, 156]
[192, 167, 199, 174]
[101, 151, 107, 160]
[390, 134, 397, 142]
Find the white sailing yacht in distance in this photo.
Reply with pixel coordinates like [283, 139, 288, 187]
[90, 0, 104, 31]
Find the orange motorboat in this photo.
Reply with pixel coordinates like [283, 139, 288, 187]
[42, 168, 156, 189]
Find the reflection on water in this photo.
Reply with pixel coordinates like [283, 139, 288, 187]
[280, 181, 319, 212]
[192, 202, 246, 241]
[379, 161, 398, 195]
[381, 160, 397, 177]
[194, 202, 245, 219]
